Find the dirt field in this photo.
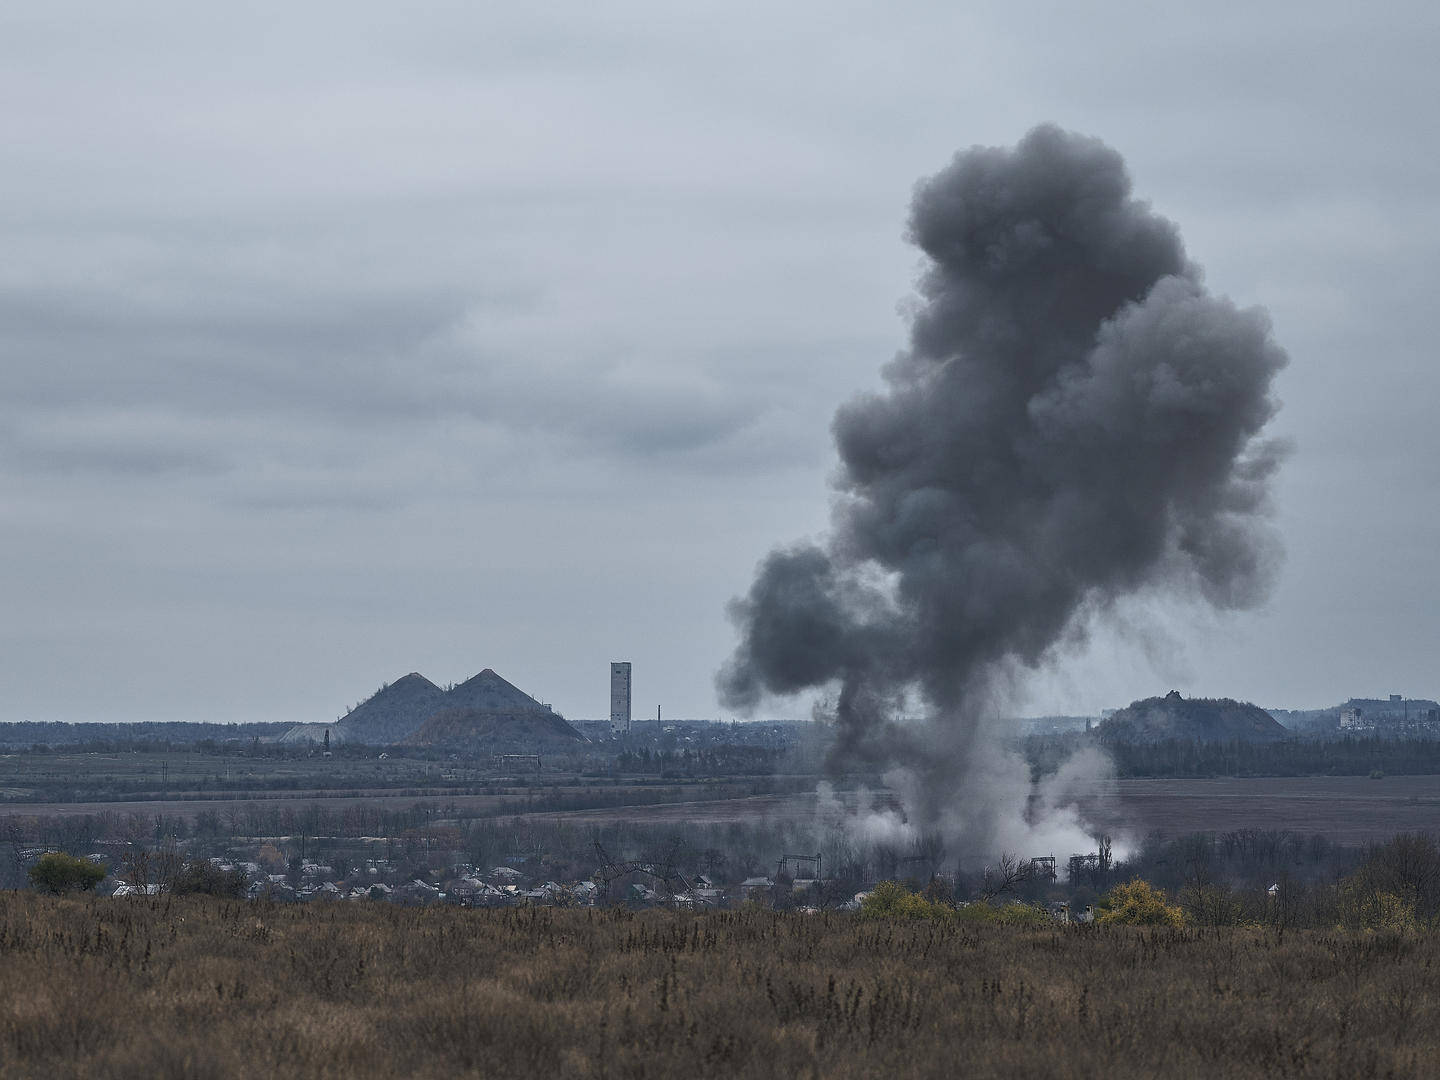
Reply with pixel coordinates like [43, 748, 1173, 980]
[5, 776, 1440, 844]
[1086, 775, 1440, 844]
[0, 780, 785, 825]
[0, 791, 517, 820]
[516, 776, 1440, 844]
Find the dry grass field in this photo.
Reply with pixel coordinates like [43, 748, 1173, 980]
[1, 893, 1436, 1079]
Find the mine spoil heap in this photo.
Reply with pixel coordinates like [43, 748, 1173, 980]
[338, 668, 582, 750]
[1095, 690, 1288, 744]
[334, 673, 446, 745]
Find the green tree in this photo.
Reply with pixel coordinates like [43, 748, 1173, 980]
[28, 852, 106, 894]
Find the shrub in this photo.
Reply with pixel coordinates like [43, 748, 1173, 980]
[859, 880, 953, 921]
[1097, 879, 1185, 927]
[171, 860, 247, 898]
[922, 875, 955, 905]
[27, 852, 106, 894]
[1352, 833, 1440, 917]
[955, 900, 1051, 927]
[1179, 883, 1243, 926]
[1335, 877, 1417, 932]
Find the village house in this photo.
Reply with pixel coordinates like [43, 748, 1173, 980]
[740, 877, 774, 903]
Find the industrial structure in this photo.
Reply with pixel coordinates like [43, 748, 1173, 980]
[591, 838, 704, 905]
[1029, 855, 1058, 882]
[776, 852, 823, 882]
[610, 662, 632, 733]
[494, 754, 542, 772]
[1068, 836, 1113, 886]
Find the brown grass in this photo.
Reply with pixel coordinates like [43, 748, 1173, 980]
[1, 893, 1436, 1078]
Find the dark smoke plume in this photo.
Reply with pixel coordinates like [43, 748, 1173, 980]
[720, 125, 1288, 853]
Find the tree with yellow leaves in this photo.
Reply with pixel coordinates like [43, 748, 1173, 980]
[1097, 879, 1185, 927]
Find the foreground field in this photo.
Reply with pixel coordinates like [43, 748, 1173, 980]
[0, 894, 1434, 1078]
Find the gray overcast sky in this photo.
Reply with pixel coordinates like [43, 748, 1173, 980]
[3, 2, 1438, 725]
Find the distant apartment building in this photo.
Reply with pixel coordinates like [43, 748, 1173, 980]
[1339, 699, 1440, 736]
[610, 662, 632, 733]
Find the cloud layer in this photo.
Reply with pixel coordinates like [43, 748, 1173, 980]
[1, 3, 1437, 724]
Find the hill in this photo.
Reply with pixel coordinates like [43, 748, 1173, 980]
[334, 673, 446, 745]
[441, 668, 555, 713]
[326, 668, 583, 750]
[1095, 691, 1288, 744]
[401, 704, 585, 753]
[275, 723, 343, 746]
[400, 668, 582, 751]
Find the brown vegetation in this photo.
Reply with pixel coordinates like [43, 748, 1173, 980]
[2, 894, 1438, 1078]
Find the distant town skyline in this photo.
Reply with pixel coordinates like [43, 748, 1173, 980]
[3, 4, 1438, 726]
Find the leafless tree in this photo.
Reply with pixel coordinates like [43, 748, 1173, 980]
[1178, 833, 1215, 892]
[1358, 833, 1440, 916]
[122, 847, 152, 889]
[121, 845, 184, 891]
[980, 853, 1031, 901]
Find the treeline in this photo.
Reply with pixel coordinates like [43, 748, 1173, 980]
[0, 770, 486, 805]
[866, 831, 1440, 935]
[1129, 830, 1440, 931]
[488, 776, 812, 817]
[0, 778, 816, 864]
[0, 721, 292, 750]
[1027, 733, 1440, 777]
[613, 746, 790, 775]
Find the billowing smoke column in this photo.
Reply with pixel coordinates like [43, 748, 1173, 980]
[720, 125, 1289, 856]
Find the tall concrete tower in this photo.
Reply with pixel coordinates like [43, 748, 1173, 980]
[610, 662, 632, 733]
